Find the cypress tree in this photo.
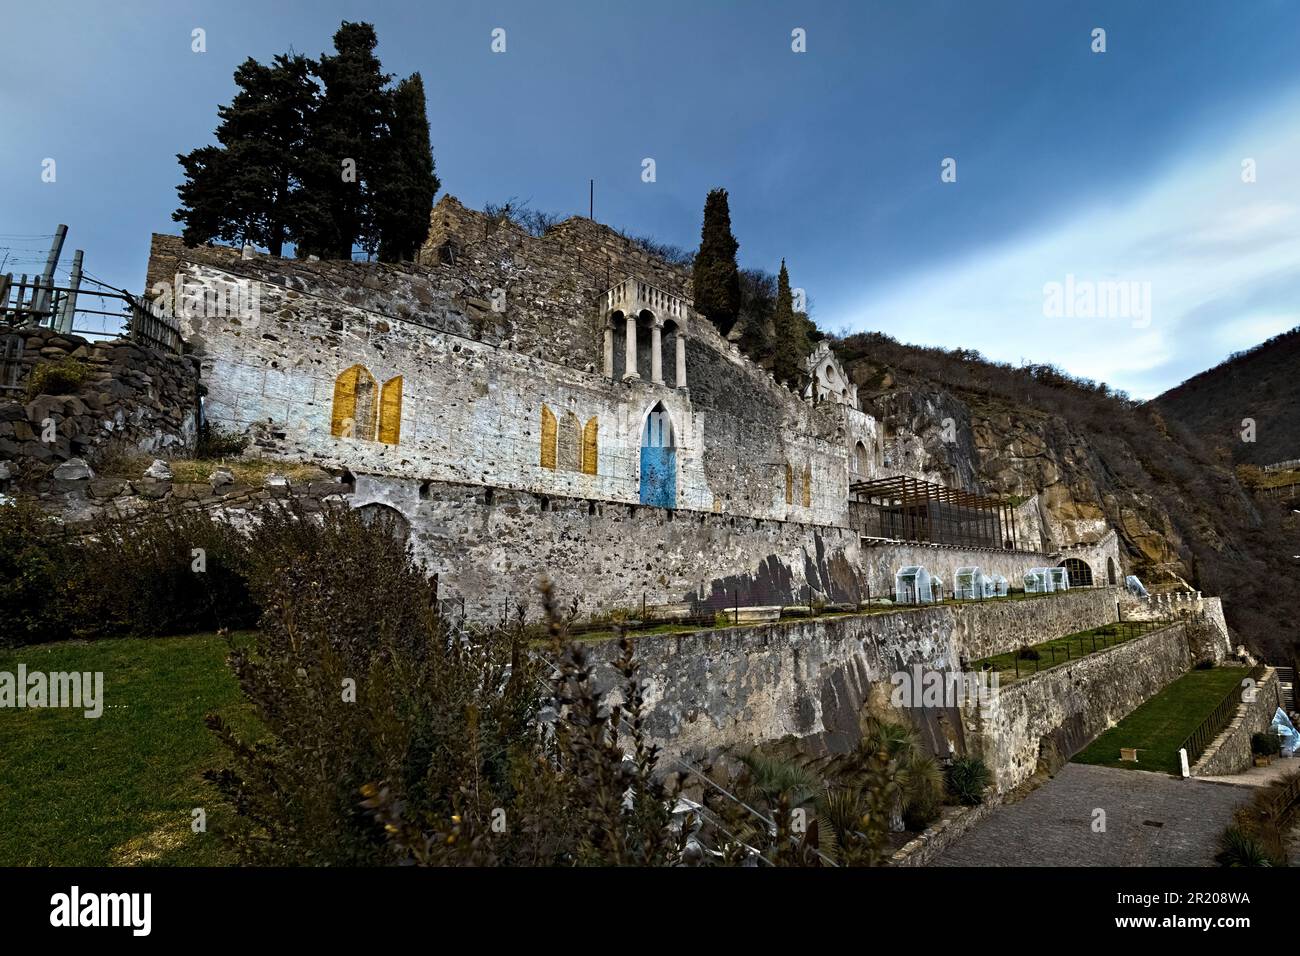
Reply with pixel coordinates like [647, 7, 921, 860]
[298, 21, 391, 259]
[374, 73, 440, 263]
[692, 188, 741, 335]
[173, 53, 316, 257]
[771, 260, 810, 388]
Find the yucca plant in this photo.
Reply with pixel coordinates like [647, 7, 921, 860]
[1215, 826, 1273, 867]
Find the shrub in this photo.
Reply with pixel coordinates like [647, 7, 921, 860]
[945, 757, 992, 806]
[71, 504, 257, 637]
[24, 357, 90, 401]
[1251, 732, 1281, 757]
[194, 422, 249, 459]
[0, 501, 76, 647]
[1016, 645, 1040, 661]
[1215, 826, 1273, 867]
[205, 506, 686, 866]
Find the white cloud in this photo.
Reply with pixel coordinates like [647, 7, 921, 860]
[843, 91, 1300, 399]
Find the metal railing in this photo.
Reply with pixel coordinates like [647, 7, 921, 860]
[1179, 661, 1267, 766]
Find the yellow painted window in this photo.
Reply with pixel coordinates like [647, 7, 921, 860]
[582, 416, 598, 474]
[785, 464, 793, 505]
[332, 364, 378, 440]
[540, 404, 557, 469]
[802, 464, 812, 508]
[378, 376, 403, 444]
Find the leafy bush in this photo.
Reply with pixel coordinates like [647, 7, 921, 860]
[0, 501, 76, 647]
[205, 504, 685, 865]
[0, 498, 257, 645]
[1251, 732, 1281, 757]
[945, 757, 992, 806]
[194, 422, 250, 459]
[24, 357, 91, 401]
[1215, 826, 1273, 867]
[71, 504, 257, 638]
[1016, 645, 1040, 661]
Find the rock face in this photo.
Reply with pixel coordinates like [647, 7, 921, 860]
[0, 325, 199, 480]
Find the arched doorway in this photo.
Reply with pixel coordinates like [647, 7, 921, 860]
[639, 401, 676, 508]
[1059, 558, 1093, 587]
[854, 440, 869, 475]
[356, 502, 411, 546]
[1107, 556, 1117, 586]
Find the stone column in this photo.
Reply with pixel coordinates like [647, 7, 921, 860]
[650, 322, 664, 384]
[603, 321, 614, 379]
[675, 331, 687, 388]
[624, 317, 639, 379]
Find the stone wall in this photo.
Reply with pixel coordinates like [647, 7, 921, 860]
[584, 608, 965, 764]
[965, 622, 1192, 791]
[0, 325, 198, 483]
[357, 475, 867, 619]
[575, 588, 1126, 763]
[951, 586, 1121, 660]
[1191, 667, 1281, 778]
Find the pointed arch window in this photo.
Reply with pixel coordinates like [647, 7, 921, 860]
[332, 364, 378, 441]
[540, 404, 557, 469]
[558, 410, 582, 472]
[582, 416, 598, 475]
[378, 375, 402, 444]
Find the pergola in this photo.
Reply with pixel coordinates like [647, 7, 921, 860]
[850, 475, 1021, 551]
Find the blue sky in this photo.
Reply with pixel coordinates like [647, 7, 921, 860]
[3, 0, 1299, 398]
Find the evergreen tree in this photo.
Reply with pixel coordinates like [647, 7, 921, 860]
[771, 260, 810, 388]
[173, 53, 316, 257]
[691, 188, 741, 334]
[374, 73, 440, 263]
[297, 22, 391, 260]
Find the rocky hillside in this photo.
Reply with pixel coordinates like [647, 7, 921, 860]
[836, 332, 1299, 664]
[1153, 325, 1300, 467]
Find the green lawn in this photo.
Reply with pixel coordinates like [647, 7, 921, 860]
[0, 633, 255, 866]
[971, 620, 1165, 685]
[1073, 666, 1250, 775]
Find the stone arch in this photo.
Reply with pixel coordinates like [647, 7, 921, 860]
[854, 440, 869, 475]
[378, 375, 402, 445]
[1059, 558, 1094, 587]
[635, 309, 656, 381]
[355, 502, 410, 546]
[540, 403, 557, 469]
[608, 310, 627, 379]
[558, 410, 582, 472]
[332, 364, 378, 440]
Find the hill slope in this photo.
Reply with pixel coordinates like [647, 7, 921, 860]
[1153, 326, 1300, 467]
[835, 332, 1299, 664]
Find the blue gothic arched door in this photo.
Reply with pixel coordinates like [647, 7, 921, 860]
[639, 402, 676, 508]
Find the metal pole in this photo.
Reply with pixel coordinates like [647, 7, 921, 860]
[33, 224, 67, 320]
[589, 179, 594, 220]
[56, 249, 83, 334]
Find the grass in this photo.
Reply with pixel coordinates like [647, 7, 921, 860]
[1073, 666, 1250, 775]
[971, 620, 1167, 684]
[96, 447, 331, 486]
[0, 632, 255, 866]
